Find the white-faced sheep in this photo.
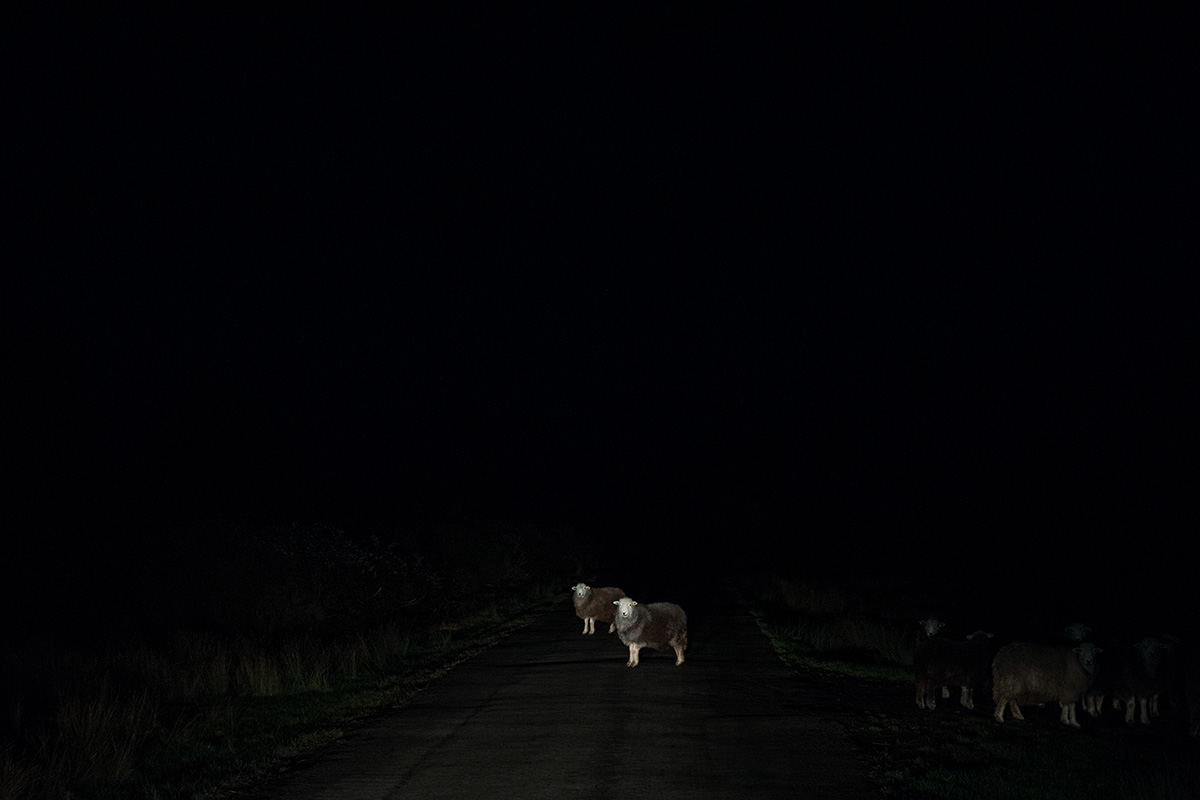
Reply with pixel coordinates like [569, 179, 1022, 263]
[914, 630, 995, 711]
[613, 597, 688, 667]
[992, 642, 1102, 728]
[571, 583, 626, 635]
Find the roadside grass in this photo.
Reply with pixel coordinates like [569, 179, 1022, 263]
[753, 574, 1199, 800]
[3, 588, 557, 800]
[2, 519, 582, 800]
[138, 593, 554, 800]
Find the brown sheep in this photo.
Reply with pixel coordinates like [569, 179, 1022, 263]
[571, 583, 625, 634]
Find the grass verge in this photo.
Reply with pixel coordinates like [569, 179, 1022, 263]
[3, 588, 557, 800]
[752, 580, 1199, 800]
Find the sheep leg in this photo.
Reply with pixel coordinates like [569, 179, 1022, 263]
[941, 686, 950, 699]
[1009, 701, 1025, 721]
[960, 686, 974, 710]
[608, 622, 616, 634]
[1122, 696, 1135, 725]
[1138, 697, 1150, 725]
[627, 643, 641, 667]
[994, 699, 1007, 723]
[1060, 702, 1080, 728]
[673, 644, 685, 666]
[915, 684, 926, 710]
[581, 617, 589, 635]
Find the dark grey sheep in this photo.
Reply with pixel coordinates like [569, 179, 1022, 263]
[917, 618, 950, 699]
[1063, 623, 1093, 644]
[919, 618, 946, 639]
[1109, 636, 1162, 726]
[914, 630, 995, 711]
[571, 583, 626, 635]
[613, 597, 688, 667]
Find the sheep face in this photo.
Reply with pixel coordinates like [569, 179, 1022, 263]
[1064, 623, 1092, 643]
[572, 584, 591, 599]
[1075, 642, 1102, 673]
[919, 618, 945, 638]
[615, 597, 638, 620]
[1135, 637, 1160, 679]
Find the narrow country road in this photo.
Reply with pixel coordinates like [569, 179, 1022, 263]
[252, 587, 878, 799]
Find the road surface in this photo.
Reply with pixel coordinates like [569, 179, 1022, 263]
[253, 589, 877, 799]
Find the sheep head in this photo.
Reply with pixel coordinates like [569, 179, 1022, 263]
[1135, 637, 1160, 677]
[615, 597, 638, 619]
[1074, 642, 1102, 674]
[1064, 623, 1092, 642]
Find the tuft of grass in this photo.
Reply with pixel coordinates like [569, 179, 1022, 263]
[38, 686, 160, 793]
[0, 752, 40, 800]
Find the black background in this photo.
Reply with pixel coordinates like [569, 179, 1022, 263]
[4, 5, 1197, 619]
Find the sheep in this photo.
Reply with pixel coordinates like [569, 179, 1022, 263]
[919, 618, 946, 639]
[917, 618, 951, 700]
[1108, 637, 1161, 726]
[1061, 624, 1107, 718]
[914, 630, 995, 711]
[612, 597, 688, 667]
[992, 641, 1101, 728]
[571, 583, 626, 635]
[1064, 623, 1093, 644]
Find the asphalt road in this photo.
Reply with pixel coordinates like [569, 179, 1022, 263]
[253, 589, 877, 799]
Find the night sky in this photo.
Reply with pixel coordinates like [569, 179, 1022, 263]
[5, 6, 1197, 606]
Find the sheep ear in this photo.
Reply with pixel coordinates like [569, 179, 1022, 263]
[632, 601, 637, 606]
[613, 600, 619, 605]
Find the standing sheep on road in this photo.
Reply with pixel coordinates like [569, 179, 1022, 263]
[992, 641, 1102, 728]
[613, 597, 688, 667]
[571, 583, 626, 635]
[917, 617, 950, 701]
[914, 630, 995, 711]
[1110, 636, 1162, 726]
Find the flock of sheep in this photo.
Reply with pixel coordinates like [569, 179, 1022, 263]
[570, 581, 1199, 738]
[570, 583, 688, 667]
[914, 617, 1200, 735]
